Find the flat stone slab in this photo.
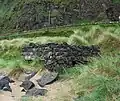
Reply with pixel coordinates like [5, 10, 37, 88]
[20, 80, 35, 91]
[25, 88, 48, 96]
[37, 72, 59, 87]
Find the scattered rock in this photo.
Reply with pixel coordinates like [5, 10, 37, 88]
[3, 84, 12, 92]
[0, 75, 14, 92]
[106, 3, 120, 21]
[0, 75, 15, 83]
[37, 72, 59, 87]
[17, 70, 37, 81]
[20, 80, 35, 91]
[25, 71, 37, 80]
[25, 88, 48, 96]
[8, 0, 112, 31]
[0, 80, 11, 92]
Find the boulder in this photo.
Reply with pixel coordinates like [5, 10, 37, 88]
[37, 72, 59, 87]
[0, 75, 13, 92]
[20, 80, 35, 91]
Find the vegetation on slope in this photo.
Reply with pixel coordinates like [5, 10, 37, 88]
[74, 55, 120, 101]
[1, 0, 120, 34]
[0, 24, 120, 101]
[0, 0, 120, 100]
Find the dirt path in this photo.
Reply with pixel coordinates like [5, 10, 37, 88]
[0, 80, 25, 101]
[0, 69, 76, 101]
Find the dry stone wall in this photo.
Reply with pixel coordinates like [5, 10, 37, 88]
[7, 0, 120, 31]
[106, 3, 120, 21]
[21, 43, 100, 72]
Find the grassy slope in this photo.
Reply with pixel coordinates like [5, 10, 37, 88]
[0, 25, 120, 101]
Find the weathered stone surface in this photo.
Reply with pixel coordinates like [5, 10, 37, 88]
[20, 80, 35, 91]
[106, 3, 120, 21]
[2, 84, 12, 92]
[0, 75, 15, 83]
[25, 88, 48, 96]
[0, 79, 9, 89]
[22, 43, 100, 72]
[5, 0, 113, 31]
[25, 71, 37, 80]
[37, 72, 59, 87]
[0, 75, 13, 92]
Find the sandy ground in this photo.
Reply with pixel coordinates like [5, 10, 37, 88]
[0, 69, 76, 101]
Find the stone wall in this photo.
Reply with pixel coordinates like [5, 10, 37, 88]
[106, 3, 120, 21]
[21, 43, 100, 72]
[1, 0, 120, 32]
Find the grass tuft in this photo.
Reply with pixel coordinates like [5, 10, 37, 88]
[72, 55, 120, 101]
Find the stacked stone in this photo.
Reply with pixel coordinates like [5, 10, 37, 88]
[21, 43, 100, 72]
[106, 3, 120, 21]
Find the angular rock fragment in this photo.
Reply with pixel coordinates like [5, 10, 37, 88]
[37, 72, 59, 87]
[25, 88, 47, 96]
[25, 71, 37, 80]
[0, 75, 15, 83]
[20, 80, 35, 91]
[21, 89, 26, 92]
[0, 75, 13, 92]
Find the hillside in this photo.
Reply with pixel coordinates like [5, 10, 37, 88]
[0, 0, 120, 33]
[0, 0, 120, 101]
[0, 25, 120, 101]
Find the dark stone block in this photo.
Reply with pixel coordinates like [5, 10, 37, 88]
[37, 72, 59, 87]
[0, 75, 13, 92]
[0, 76, 15, 83]
[25, 71, 37, 80]
[20, 80, 35, 91]
[3, 84, 12, 92]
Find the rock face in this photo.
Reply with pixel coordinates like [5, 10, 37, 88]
[37, 72, 59, 87]
[21, 43, 100, 72]
[19, 78, 48, 97]
[1, 0, 120, 32]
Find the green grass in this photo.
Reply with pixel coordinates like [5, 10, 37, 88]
[0, 23, 120, 40]
[0, 0, 120, 100]
[0, 25, 119, 70]
[72, 55, 120, 101]
[0, 25, 120, 101]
